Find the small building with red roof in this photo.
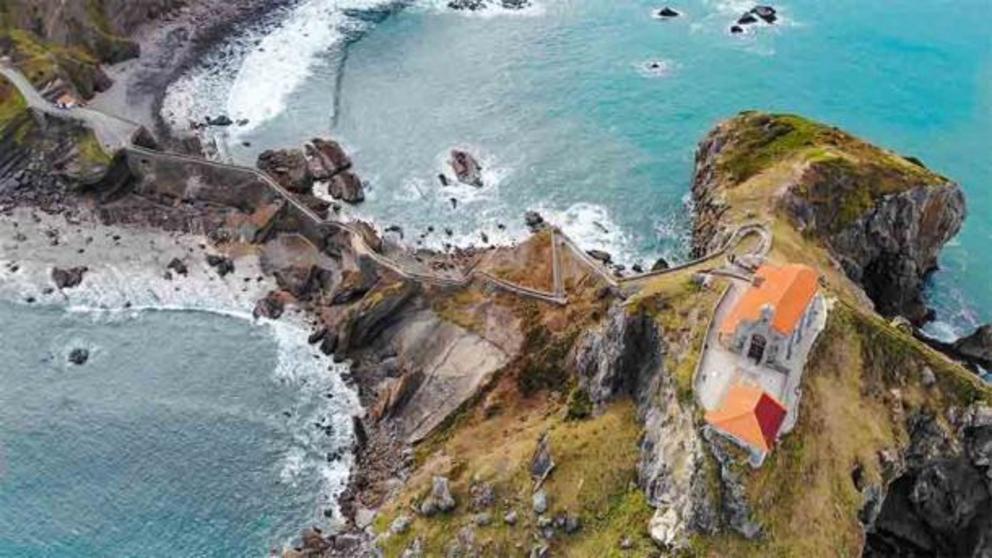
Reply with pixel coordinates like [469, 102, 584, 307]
[719, 263, 820, 372]
[705, 383, 788, 465]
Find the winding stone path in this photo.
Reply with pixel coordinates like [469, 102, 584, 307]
[1, 63, 769, 308]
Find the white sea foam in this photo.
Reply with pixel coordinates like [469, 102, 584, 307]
[636, 58, 678, 79]
[162, 0, 397, 141]
[0, 210, 360, 527]
[416, 0, 547, 18]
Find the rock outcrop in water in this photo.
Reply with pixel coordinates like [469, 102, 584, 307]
[448, 149, 484, 187]
[691, 111, 965, 324]
[257, 139, 365, 203]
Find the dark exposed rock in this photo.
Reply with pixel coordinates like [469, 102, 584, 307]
[438, 173, 450, 187]
[730, 25, 744, 34]
[308, 328, 328, 345]
[651, 257, 670, 271]
[305, 138, 352, 180]
[328, 171, 365, 203]
[655, 7, 679, 18]
[166, 257, 188, 276]
[273, 265, 318, 299]
[51, 266, 87, 289]
[449, 149, 483, 187]
[587, 249, 613, 264]
[953, 325, 992, 371]
[205, 254, 234, 277]
[256, 148, 313, 194]
[206, 115, 233, 127]
[253, 291, 285, 320]
[737, 13, 758, 24]
[68, 347, 89, 365]
[751, 5, 777, 23]
[524, 211, 546, 232]
[864, 409, 992, 558]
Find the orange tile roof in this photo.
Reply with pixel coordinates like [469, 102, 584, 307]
[720, 264, 818, 336]
[705, 384, 787, 452]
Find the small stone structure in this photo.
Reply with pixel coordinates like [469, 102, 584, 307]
[718, 264, 820, 372]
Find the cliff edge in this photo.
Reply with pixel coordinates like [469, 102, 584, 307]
[692, 111, 965, 324]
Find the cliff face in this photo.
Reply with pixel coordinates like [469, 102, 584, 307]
[692, 112, 965, 323]
[0, 0, 184, 96]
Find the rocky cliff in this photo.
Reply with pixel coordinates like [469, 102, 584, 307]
[0, 0, 185, 96]
[692, 112, 965, 324]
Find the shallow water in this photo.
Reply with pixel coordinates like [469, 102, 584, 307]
[0, 302, 355, 557]
[164, 0, 991, 331]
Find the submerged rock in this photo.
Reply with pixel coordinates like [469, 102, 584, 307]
[68, 348, 89, 365]
[737, 13, 758, 25]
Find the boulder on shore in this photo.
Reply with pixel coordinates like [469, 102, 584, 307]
[524, 211, 546, 232]
[651, 257, 670, 271]
[257, 148, 313, 194]
[449, 149, 484, 187]
[166, 258, 188, 276]
[587, 249, 613, 264]
[253, 291, 285, 320]
[328, 171, 365, 203]
[205, 254, 235, 277]
[305, 138, 352, 180]
[52, 266, 87, 289]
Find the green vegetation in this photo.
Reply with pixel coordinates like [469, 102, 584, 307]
[75, 130, 111, 166]
[376, 401, 653, 557]
[716, 112, 826, 183]
[565, 387, 593, 420]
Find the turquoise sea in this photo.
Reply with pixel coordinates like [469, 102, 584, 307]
[165, 0, 991, 337]
[0, 303, 355, 557]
